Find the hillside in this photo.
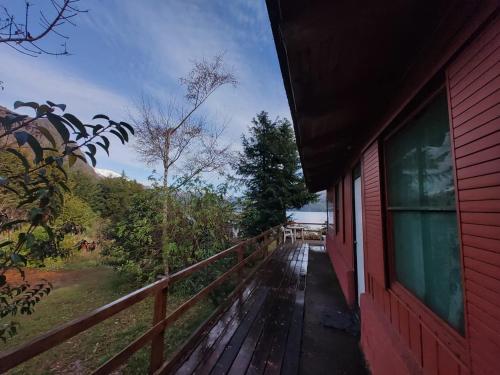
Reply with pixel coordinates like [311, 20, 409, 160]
[0, 105, 97, 178]
[297, 190, 326, 212]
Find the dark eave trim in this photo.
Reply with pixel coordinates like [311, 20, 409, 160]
[265, 0, 316, 192]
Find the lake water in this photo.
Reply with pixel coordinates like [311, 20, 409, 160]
[286, 211, 327, 228]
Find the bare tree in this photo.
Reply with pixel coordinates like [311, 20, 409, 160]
[131, 54, 237, 273]
[0, 0, 86, 56]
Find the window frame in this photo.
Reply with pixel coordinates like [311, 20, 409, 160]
[334, 183, 340, 234]
[327, 188, 335, 231]
[382, 84, 467, 341]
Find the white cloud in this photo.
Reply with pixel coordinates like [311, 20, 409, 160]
[0, 48, 146, 170]
[82, 0, 291, 142]
[1, 0, 292, 183]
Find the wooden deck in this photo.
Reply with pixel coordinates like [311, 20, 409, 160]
[170, 240, 309, 375]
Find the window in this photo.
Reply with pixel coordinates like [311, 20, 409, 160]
[335, 183, 340, 234]
[327, 189, 335, 230]
[385, 91, 464, 333]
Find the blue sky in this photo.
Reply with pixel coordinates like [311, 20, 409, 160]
[1, 0, 290, 184]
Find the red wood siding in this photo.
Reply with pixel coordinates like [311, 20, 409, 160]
[361, 141, 386, 287]
[326, 173, 356, 307]
[363, 273, 469, 375]
[447, 13, 500, 375]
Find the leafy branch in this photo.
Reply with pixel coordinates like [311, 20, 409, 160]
[0, 100, 133, 341]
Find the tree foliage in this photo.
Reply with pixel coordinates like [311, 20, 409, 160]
[237, 111, 317, 236]
[0, 101, 133, 341]
[102, 182, 235, 286]
[131, 54, 237, 274]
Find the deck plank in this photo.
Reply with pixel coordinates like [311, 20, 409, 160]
[243, 242, 303, 375]
[170, 240, 309, 375]
[224, 242, 302, 375]
[172, 242, 291, 375]
[203, 243, 300, 375]
[263, 244, 308, 375]
[281, 245, 308, 375]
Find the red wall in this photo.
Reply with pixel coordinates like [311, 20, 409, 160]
[326, 172, 356, 307]
[447, 13, 500, 374]
[326, 11, 500, 375]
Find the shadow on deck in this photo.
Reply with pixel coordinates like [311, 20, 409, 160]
[169, 241, 368, 375]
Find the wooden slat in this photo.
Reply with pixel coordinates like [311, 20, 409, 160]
[93, 321, 165, 375]
[465, 268, 500, 295]
[0, 226, 280, 374]
[157, 264, 268, 375]
[451, 47, 500, 99]
[461, 212, 500, 227]
[421, 324, 438, 375]
[164, 244, 272, 335]
[281, 244, 308, 375]
[459, 200, 500, 213]
[463, 246, 500, 265]
[455, 119, 500, 148]
[459, 185, 500, 201]
[227, 244, 302, 375]
[455, 130, 500, 158]
[263, 245, 306, 375]
[455, 144, 500, 169]
[462, 234, 500, 253]
[408, 311, 422, 366]
[454, 103, 500, 137]
[243, 243, 303, 375]
[172, 243, 290, 375]
[398, 303, 410, 346]
[0, 276, 169, 373]
[458, 172, 500, 190]
[452, 74, 500, 117]
[452, 62, 500, 107]
[461, 223, 500, 240]
[467, 303, 500, 335]
[448, 19, 499, 80]
[466, 279, 500, 309]
[150, 287, 168, 373]
[466, 292, 500, 322]
[452, 91, 499, 128]
[438, 345, 460, 375]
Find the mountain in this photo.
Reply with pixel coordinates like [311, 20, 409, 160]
[94, 168, 122, 179]
[0, 105, 97, 178]
[297, 190, 326, 212]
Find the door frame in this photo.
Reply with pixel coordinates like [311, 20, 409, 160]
[352, 164, 365, 307]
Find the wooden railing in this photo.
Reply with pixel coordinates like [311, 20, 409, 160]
[0, 226, 281, 374]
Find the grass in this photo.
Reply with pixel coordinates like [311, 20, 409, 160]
[1, 252, 218, 374]
[2, 242, 276, 374]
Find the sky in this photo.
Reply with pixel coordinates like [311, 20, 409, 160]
[0, 0, 291, 185]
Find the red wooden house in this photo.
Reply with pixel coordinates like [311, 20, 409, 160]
[266, 1, 500, 374]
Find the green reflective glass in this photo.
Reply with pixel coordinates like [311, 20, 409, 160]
[393, 211, 464, 332]
[386, 91, 464, 333]
[386, 93, 455, 208]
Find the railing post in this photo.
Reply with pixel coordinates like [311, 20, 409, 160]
[150, 283, 168, 374]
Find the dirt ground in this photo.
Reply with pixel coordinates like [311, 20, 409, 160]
[5, 268, 91, 287]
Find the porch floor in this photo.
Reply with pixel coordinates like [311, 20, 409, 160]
[170, 240, 367, 375]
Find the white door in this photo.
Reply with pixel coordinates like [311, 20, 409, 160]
[354, 176, 365, 305]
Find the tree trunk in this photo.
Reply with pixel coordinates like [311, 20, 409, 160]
[161, 135, 171, 275]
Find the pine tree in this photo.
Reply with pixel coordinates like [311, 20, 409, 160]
[237, 111, 317, 235]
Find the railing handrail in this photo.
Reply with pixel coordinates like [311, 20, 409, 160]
[0, 225, 281, 374]
[287, 221, 326, 227]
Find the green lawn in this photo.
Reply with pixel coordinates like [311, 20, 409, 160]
[2, 252, 217, 374]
